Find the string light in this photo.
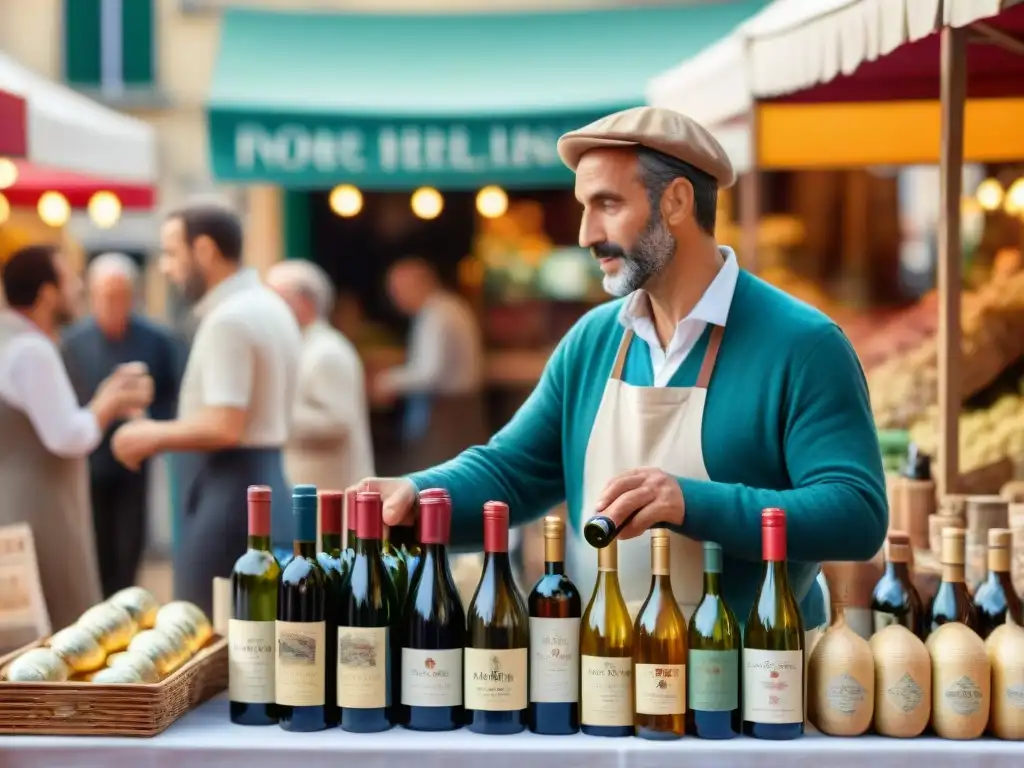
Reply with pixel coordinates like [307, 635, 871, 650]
[329, 185, 363, 218]
[411, 187, 443, 220]
[476, 186, 508, 219]
[37, 191, 70, 227]
[88, 191, 122, 228]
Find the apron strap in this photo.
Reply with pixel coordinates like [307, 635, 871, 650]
[695, 324, 725, 390]
[610, 329, 634, 381]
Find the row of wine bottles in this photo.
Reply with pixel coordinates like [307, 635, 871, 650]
[229, 486, 810, 739]
[870, 527, 1023, 640]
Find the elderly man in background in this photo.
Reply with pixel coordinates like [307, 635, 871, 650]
[0, 245, 152, 629]
[267, 259, 375, 502]
[112, 202, 300, 616]
[63, 253, 183, 597]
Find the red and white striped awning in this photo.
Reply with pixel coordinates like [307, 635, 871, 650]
[0, 52, 155, 184]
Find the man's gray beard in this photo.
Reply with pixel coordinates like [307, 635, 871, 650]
[602, 216, 676, 298]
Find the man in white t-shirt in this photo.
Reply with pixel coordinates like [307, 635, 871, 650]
[112, 202, 301, 614]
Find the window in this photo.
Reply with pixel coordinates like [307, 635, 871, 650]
[63, 0, 155, 93]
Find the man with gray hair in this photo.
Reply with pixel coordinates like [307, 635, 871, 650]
[63, 252, 183, 597]
[267, 259, 375, 502]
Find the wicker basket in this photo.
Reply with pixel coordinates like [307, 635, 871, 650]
[0, 635, 227, 736]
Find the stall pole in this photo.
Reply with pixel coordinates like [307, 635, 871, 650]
[936, 25, 968, 497]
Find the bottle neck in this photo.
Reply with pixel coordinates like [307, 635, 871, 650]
[941, 562, 965, 584]
[545, 559, 565, 576]
[483, 551, 512, 577]
[702, 569, 721, 596]
[345, 528, 357, 550]
[248, 534, 271, 552]
[356, 536, 383, 557]
[886, 560, 912, 582]
[321, 532, 342, 555]
[762, 559, 790, 588]
[293, 539, 317, 559]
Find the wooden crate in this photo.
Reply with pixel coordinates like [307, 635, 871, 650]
[0, 635, 227, 737]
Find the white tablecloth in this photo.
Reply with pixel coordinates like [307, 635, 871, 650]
[0, 697, 1022, 768]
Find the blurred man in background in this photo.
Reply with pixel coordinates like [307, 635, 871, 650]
[111, 203, 300, 615]
[267, 259, 374, 497]
[375, 257, 486, 468]
[63, 253, 183, 597]
[0, 245, 152, 629]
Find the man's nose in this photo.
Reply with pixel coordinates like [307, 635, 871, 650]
[578, 213, 603, 249]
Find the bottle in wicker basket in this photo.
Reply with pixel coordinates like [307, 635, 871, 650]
[807, 586, 874, 736]
[985, 623, 1024, 740]
[869, 625, 931, 738]
[926, 622, 990, 740]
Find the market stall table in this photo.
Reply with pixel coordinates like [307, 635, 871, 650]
[1, 696, 1022, 768]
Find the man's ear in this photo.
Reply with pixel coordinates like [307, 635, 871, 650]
[662, 177, 695, 228]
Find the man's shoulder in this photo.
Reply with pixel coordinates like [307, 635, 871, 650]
[61, 318, 96, 347]
[730, 272, 838, 348]
[565, 298, 627, 346]
[130, 315, 177, 343]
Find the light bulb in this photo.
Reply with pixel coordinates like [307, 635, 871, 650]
[976, 178, 1004, 212]
[0, 158, 17, 190]
[476, 186, 508, 219]
[88, 191, 122, 229]
[1004, 178, 1024, 215]
[329, 184, 363, 218]
[411, 187, 443, 220]
[37, 191, 70, 228]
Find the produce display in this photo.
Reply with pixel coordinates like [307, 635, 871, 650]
[228, 484, 1024, 742]
[868, 255, 1024, 433]
[0, 588, 214, 684]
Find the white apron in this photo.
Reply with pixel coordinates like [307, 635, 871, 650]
[575, 326, 820, 659]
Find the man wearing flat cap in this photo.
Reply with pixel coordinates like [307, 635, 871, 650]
[354, 107, 887, 638]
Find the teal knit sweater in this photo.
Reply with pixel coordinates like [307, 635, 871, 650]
[409, 271, 888, 628]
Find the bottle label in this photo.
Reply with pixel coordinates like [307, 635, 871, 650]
[528, 617, 580, 703]
[581, 654, 632, 726]
[464, 647, 527, 711]
[401, 647, 462, 707]
[1006, 683, 1024, 711]
[229, 619, 275, 703]
[742, 649, 803, 724]
[688, 649, 738, 712]
[275, 620, 326, 707]
[872, 610, 900, 632]
[337, 626, 389, 709]
[886, 672, 925, 713]
[635, 662, 685, 716]
[825, 672, 867, 715]
[943, 675, 983, 716]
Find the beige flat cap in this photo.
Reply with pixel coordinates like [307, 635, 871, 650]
[557, 106, 736, 188]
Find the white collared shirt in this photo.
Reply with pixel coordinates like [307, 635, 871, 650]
[179, 268, 302, 446]
[618, 248, 740, 387]
[0, 311, 101, 457]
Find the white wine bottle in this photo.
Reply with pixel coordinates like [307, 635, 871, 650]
[579, 541, 633, 737]
[807, 585, 874, 735]
[633, 529, 686, 740]
[869, 624, 931, 738]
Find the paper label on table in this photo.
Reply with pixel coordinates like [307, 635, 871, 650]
[943, 675, 983, 716]
[275, 620, 325, 707]
[338, 626, 389, 709]
[228, 619, 275, 703]
[529, 617, 580, 703]
[825, 672, 867, 715]
[581, 654, 633, 727]
[886, 672, 925, 713]
[688, 649, 738, 712]
[635, 662, 685, 716]
[401, 647, 462, 707]
[464, 647, 527, 711]
[742, 649, 803, 724]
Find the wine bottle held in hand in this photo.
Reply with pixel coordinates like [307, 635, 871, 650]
[317, 491, 346, 727]
[579, 541, 633, 737]
[687, 541, 740, 739]
[401, 488, 466, 731]
[465, 501, 529, 734]
[633, 529, 687, 740]
[743, 508, 804, 740]
[528, 516, 581, 734]
[276, 485, 328, 732]
[229, 486, 281, 726]
[338, 490, 400, 733]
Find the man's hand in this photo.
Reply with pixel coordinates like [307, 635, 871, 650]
[594, 467, 685, 540]
[347, 477, 417, 527]
[111, 418, 163, 471]
[370, 374, 397, 407]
